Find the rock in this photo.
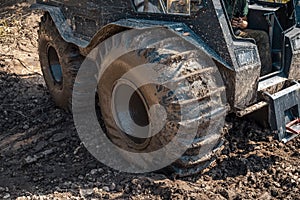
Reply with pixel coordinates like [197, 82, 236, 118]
[23, 124, 29, 130]
[80, 188, 94, 196]
[110, 183, 116, 191]
[254, 146, 261, 150]
[278, 143, 284, 148]
[52, 133, 66, 142]
[90, 169, 98, 175]
[258, 192, 272, 200]
[273, 182, 281, 188]
[116, 185, 123, 192]
[25, 155, 38, 164]
[73, 146, 81, 155]
[103, 186, 110, 192]
[137, 184, 142, 190]
[203, 175, 211, 181]
[16, 196, 27, 200]
[41, 149, 54, 156]
[0, 187, 5, 192]
[3, 193, 10, 199]
[271, 189, 278, 197]
[34, 141, 47, 152]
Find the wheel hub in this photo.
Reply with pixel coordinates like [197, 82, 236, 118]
[48, 46, 63, 84]
[112, 79, 150, 145]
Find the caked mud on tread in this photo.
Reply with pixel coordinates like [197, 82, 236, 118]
[90, 28, 227, 177]
[38, 13, 83, 111]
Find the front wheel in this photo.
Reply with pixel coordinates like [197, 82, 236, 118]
[95, 28, 227, 177]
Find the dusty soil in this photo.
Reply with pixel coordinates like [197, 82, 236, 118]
[0, 2, 299, 200]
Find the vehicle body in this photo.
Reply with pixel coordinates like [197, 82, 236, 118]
[32, 0, 300, 176]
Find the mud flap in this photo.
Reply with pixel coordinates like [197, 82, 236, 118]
[263, 81, 300, 143]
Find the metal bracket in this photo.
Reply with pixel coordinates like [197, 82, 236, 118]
[286, 118, 300, 134]
[263, 81, 300, 143]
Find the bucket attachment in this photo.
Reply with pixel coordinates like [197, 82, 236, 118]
[263, 81, 300, 143]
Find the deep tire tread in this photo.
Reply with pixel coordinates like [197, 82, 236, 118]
[92, 28, 227, 177]
[38, 13, 83, 110]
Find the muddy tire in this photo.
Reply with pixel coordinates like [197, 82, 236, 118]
[95, 28, 227, 177]
[38, 13, 83, 110]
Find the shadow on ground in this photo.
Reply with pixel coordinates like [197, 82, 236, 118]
[0, 71, 106, 197]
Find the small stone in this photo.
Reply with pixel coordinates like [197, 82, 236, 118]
[254, 146, 261, 150]
[259, 192, 272, 200]
[90, 169, 98, 175]
[34, 141, 47, 152]
[137, 184, 142, 190]
[16, 196, 26, 200]
[33, 177, 39, 182]
[267, 136, 273, 142]
[73, 146, 81, 155]
[291, 179, 296, 183]
[110, 183, 116, 191]
[52, 133, 66, 142]
[278, 143, 284, 148]
[116, 185, 123, 192]
[25, 155, 38, 164]
[23, 124, 29, 130]
[203, 175, 211, 181]
[3, 193, 10, 199]
[271, 189, 278, 197]
[41, 149, 54, 156]
[124, 184, 130, 193]
[103, 186, 110, 192]
[273, 182, 281, 188]
[80, 188, 93, 196]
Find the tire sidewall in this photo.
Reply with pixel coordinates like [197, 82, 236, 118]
[98, 54, 157, 151]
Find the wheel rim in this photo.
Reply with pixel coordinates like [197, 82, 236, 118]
[112, 79, 150, 145]
[48, 46, 63, 84]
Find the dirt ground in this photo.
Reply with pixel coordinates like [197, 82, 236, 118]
[0, 2, 299, 200]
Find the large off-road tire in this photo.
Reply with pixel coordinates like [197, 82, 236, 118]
[96, 28, 228, 177]
[38, 13, 83, 110]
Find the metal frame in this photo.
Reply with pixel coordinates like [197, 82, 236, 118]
[263, 81, 300, 142]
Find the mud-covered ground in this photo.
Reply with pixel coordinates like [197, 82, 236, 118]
[0, 2, 299, 200]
